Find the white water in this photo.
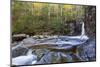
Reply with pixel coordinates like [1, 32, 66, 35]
[26, 49, 33, 55]
[81, 22, 85, 35]
[80, 22, 88, 40]
[12, 49, 37, 65]
[12, 55, 35, 65]
[56, 22, 89, 46]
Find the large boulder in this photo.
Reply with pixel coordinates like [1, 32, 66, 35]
[78, 39, 96, 61]
[12, 46, 28, 58]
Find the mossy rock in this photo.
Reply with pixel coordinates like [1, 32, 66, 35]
[32, 49, 50, 60]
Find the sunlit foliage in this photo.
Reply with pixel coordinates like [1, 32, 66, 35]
[12, 1, 85, 35]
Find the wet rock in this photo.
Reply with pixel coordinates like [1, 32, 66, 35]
[69, 53, 82, 62]
[78, 39, 96, 61]
[33, 49, 50, 61]
[36, 52, 60, 64]
[23, 37, 36, 43]
[36, 52, 73, 64]
[11, 42, 18, 47]
[12, 46, 28, 58]
[22, 37, 37, 46]
[12, 34, 28, 42]
[57, 52, 73, 63]
[32, 35, 47, 39]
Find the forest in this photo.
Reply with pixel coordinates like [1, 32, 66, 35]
[12, 0, 96, 66]
[12, 1, 86, 35]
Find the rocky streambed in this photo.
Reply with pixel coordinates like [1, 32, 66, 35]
[12, 35, 96, 66]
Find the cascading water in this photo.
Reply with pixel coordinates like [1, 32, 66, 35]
[56, 22, 89, 46]
[26, 49, 33, 55]
[80, 22, 89, 40]
[12, 49, 37, 65]
[81, 22, 85, 36]
[12, 41, 24, 50]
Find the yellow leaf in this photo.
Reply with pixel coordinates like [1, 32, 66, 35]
[63, 4, 74, 10]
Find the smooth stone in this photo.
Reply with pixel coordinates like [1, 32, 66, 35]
[12, 46, 28, 58]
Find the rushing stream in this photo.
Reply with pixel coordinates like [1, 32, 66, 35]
[12, 22, 96, 66]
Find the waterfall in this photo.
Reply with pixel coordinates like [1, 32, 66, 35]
[81, 22, 85, 35]
[80, 22, 89, 40]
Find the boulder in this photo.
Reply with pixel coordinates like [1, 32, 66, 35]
[78, 39, 96, 61]
[12, 34, 28, 42]
[12, 46, 28, 58]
